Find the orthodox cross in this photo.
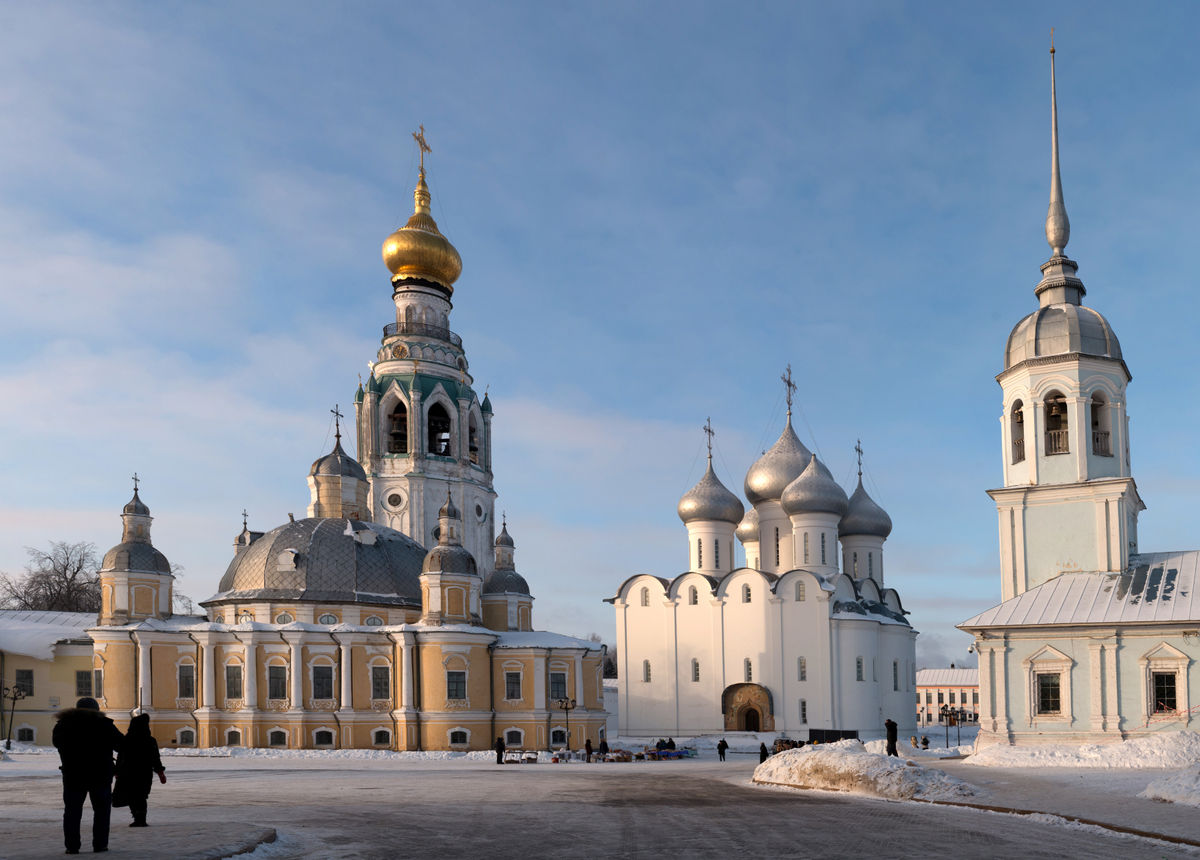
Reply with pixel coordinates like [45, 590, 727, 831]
[241, 508, 249, 530]
[703, 417, 715, 459]
[412, 125, 432, 171]
[331, 404, 343, 442]
[131, 472, 139, 492]
[855, 439, 864, 478]
[780, 364, 797, 416]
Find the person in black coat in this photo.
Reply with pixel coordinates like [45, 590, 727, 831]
[113, 713, 166, 827]
[716, 738, 728, 762]
[884, 718, 899, 757]
[53, 697, 124, 854]
[758, 742, 769, 764]
[494, 736, 506, 765]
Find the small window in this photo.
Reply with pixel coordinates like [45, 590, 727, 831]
[798, 657, 807, 682]
[742, 584, 752, 604]
[803, 532, 810, 565]
[1036, 673, 1061, 714]
[642, 660, 651, 683]
[950, 691, 956, 704]
[365, 616, 384, 627]
[697, 538, 703, 569]
[505, 729, 522, 746]
[268, 665, 287, 700]
[714, 540, 719, 569]
[640, 587, 649, 607]
[795, 581, 805, 601]
[505, 671, 522, 700]
[868, 553, 874, 577]
[691, 659, 700, 683]
[314, 729, 334, 747]
[852, 552, 858, 577]
[179, 729, 195, 746]
[855, 657, 864, 682]
[744, 658, 753, 683]
[373, 729, 391, 746]
[893, 661, 899, 692]
[427, 402, 452, 456]
[313, 665, 334, 700]
[799, 699, 808, 724]
[550, 672, 567, 700]
[16, 727, 34, 742]
[15, 669, 33, 696]
[447, 671, 466, 700]
[925, 691, 932, 705]
[225, 665, 243, 699]
[75, 670, 92, 697]
[820, 533, 826, 565]
[93, 669, 104, 699]
[178, 664, 195, 699]
[275, 612, 294, 624]
[372, 666, 390, 700]
[269, 730, 287, 747]
[238, 611, 253, 623]
[972, 691, 979, 705]
[1153, 672, 1177, 713]
[318, 613, 338, 625]
[551, 729, 567, 746]
[388, 402, 409, 454]
[450, 730, 468, 745]
[937, 691, 944, 705]
[688, 586, 698, 606]
[226, 730, 242, 746]
[774, 528, 780, 566]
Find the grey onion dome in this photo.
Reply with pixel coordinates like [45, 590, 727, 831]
[102, 542, 171, 575]
[438, 494, 459, 520]
[839, 477, 893, 538]
[781, 454, 849, 517]
[744, 418, 813, 505]
[1004, 303, 1122, 370]
[678, 459, 745, 525]
[210, 518, 425, 606]
[495, 521, 515, 547]
[309, 439, 367, 480]
[422, 544, 477, 575]
[122, 489, 150, 516]
[735, 507, 760, 543]
[483, 568, 530, 595]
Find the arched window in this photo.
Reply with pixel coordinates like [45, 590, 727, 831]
[373, 729, 390, 746]
[1044, 391, 1069, 455]
[1010, 400, 1025, 463]
[795, 581, 805, 601]
[642, 660, 651, 682]
[774, 528, 780, 566]
[803, 533, 810, 564]
[853, 552, 858, 577]
[744, 659, 752, 683]
[388, 402, 408, 454]
[1091, 393, 1112, 456]
[314, 729, 334, 747]
[450, 730, 468, 745]
[178, 729, 195, 746]
[468, 415, 480, 464]
[427, 403, 452, 456]
[688, 586, 698, 606]
[551, 729, 567, 745]
[697, 538, 703, 569]
[269, 730, 287, 747]
[640, 587, 649, 607]
[714, 539, 719, 569]
[742, 584, 752, 604]
[505, 729, 523, 746]
[820, 533, 827, 565]
[226, 730, 242, 746]
[691, 659, 700, 682]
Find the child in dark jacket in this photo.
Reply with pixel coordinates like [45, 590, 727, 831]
[113, 713, 166, 827]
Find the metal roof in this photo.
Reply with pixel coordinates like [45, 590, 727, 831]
[916, 668, 978, 687]
[959, 551, 1200, 630]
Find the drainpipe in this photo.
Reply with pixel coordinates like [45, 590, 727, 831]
[488, 642, 496, 749]
[329, 630, 342, 749]
[185, 633, 203, 747]
[128, 631, 141, 713]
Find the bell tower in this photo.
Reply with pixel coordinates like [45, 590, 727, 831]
[989, 40, 1143, 601]
[355, 127, 497, 573]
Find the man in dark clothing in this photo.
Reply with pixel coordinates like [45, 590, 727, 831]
[758, 742, 769, 764]
[494, 736, 506, 765]
[597, 738, 609, 759]
[113, 713, 166, 827]
[585, 738, 593, 762]
[53, 697, 124, 855]
[716, 738, 728, 762]
[884, 718, 899, 757]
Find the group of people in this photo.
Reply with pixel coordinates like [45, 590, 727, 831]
[653, 737, 676, 752]
[492, 735, 611, 764]
[52, 697, 167, 854]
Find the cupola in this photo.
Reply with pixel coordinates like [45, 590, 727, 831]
[420, 488, 482, 625]
[482, 517, 533, 631]
[307, 408, 370, 521]
[681, 421, 742, 574]
[381, 166, 462, 293]
[98, 478, 174, 625]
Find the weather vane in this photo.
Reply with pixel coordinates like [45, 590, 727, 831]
[412, 124, 432, 171]
[1050, 27, 1055, 55]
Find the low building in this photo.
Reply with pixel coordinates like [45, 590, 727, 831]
[0, 610, 96, 746]
[915, 667, 979, 727]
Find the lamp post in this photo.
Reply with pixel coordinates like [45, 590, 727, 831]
[3, 683, 28, 750]
[555, 697, 577, 754]
[939, 704, 950, 749]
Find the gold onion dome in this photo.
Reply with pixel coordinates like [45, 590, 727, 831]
[381, 168, 463, 292]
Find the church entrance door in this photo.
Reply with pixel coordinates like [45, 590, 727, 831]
[742, 708, 760, 732]
[721, 683, 775, 732]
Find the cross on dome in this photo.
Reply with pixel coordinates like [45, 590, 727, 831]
[781, 364, 797, 417]
[412, 124, 432, 172]
[855, 439, 864, 478]
[331, 404, 343, 443]
[703, 417, 715, 460]
[131, 472, 139, 492]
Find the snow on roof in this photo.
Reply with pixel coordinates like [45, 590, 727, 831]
[960, 551, 1200, 630]
[916, 668, 978, 687]
[0, 610, 96, 660]
[493, 630, 600, 650]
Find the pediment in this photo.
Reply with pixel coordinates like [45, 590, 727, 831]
[1140, 641, 1190, 664]
[1023, 644, 1073, 667]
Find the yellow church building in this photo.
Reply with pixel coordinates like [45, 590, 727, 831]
[0, 155, 606, 753]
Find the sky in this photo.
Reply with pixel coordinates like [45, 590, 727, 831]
[3, 2, 1200, 669]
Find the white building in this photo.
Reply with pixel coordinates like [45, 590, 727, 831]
[610, 405, 918, 742]
[960, 46, 1200, 746]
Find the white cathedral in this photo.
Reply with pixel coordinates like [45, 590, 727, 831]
[610, 399, 918, 742]
[960, 45, 1200, 745]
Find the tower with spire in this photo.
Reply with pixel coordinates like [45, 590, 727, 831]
[97, 476, 174, 625]
[990, 40, 1142, 601]
[355, 127, 497, 571]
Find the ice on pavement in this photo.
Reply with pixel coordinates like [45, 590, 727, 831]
[965, 730, 1200, 769]
[753, 739, 977, 801]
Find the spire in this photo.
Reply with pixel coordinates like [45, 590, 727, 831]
[1045, 29, 1070, 257]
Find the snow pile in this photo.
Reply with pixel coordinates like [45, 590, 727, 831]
[753, 739, 976, 801]
[966, 731, 1200, 769]
[863, 738, 974, 758]
[1140, 765, 1200, 807]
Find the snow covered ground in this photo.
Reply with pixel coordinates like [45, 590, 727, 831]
[966, 730, 1200, 770]
[1142, 765, 1200, 807]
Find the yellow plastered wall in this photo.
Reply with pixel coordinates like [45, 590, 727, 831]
[481, 600, 507, 631]
[95, 639, 137, 712]
[1, 649, 92, 745]
[493, 655, 537, 712]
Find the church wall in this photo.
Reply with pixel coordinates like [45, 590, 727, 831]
[719, 572, 771, 694]
[673, 575, 722, 733]
[776, 572, 830, 731]
[92, 636, 137, 712]
[618, 577, 676, 734]
[1022, 498, 1104, 588]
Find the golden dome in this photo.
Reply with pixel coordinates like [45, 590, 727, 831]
[381, 168, 462, 292]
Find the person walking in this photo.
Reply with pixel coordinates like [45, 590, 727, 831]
[597, 738, 609, 760]
[52, 696, 124, 855]
[716, 738, 728, 762]
[494, 736, 506, 765]
[113, 713, 166, 827]
[884, 718, 898, 757]
[758, 742, 769, 764]
[585, 738, 593, 763]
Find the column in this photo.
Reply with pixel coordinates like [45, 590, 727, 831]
[201, 636, 216, 709]
[410, 384, 423, 464]
[338, 636, 353, 711]
[1088, 642, 1107, 731]
[239, 634, 258, 712]
[401, 633, 415, 709]
[287, 634, 304, 710]
[1071, 396, 1089, 480]
[574, 653, 585, 705]
[136, 635, 152, 711]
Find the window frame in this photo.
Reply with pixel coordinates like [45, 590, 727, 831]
[75, 670, 92, 697]
[177, 663, 196, 699]
[15, 669, 33, 696]
[267, 665, 288, 701]
[225, 663, 243, 700]
[549, 671, 567, 701]
[504, 671, 522, 701]
[446, 670, 467, 701]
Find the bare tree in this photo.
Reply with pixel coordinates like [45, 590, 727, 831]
[0, 542, 100, 612]
[170, 562, 196, 615]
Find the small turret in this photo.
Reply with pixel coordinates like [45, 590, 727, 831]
[482, 516, 533, 631]
[419, 487, 481, 625]
[98, 476, 174, 625]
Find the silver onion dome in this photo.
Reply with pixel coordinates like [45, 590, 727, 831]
[483, 568, 530, 595]
[744, 417, 813, 506]
[839, 477, 893, 538]
[735, 507, 760, 543]
[122, 489, 150, 516]
[309, 439, 367, 481]
[781, 454, 849, 517]
[678, 459, 745, 525]
[495, 521, 515, 548]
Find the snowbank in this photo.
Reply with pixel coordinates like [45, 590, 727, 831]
[966, 731, 1200, 769]
[863, 738, 974, 758]
[753, 739, 976, 801]
[1140, 765, 1200, 807]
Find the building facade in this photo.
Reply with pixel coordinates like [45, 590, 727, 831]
[611, 409, 918, 741]
[915, 668, 979, 727]
[959, 46, 1200, 746]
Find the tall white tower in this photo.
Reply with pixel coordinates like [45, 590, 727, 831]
[989, 43, 1144, 601]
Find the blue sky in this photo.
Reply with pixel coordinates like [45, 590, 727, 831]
[3, 2, 1199, 667]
